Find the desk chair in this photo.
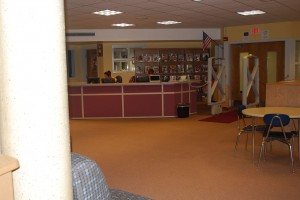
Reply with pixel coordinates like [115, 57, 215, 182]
[115, 75, 122, 83]
[258, 114, 295, 173]
[234, 105, 265, 152]
[71, 153, 152, 200]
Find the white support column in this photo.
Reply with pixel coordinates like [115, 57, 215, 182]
[242, 54, 260, 107]
[207, 57, 226, 114]
[207, 57, 226, 105]
[0, 0, 73, 199]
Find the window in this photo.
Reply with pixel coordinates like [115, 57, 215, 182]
[66, 49, 76, 78]
[112, 45, 143, 72]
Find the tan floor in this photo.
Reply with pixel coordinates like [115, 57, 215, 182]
[70, 110, 300, 200]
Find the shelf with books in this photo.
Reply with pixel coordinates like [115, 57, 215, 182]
[177, 64, 185, 74]
[169, 65, 177, 74]
[134, 48, 210, 82]
[134, 48, 160, 63]
[185, 64, 194, 73]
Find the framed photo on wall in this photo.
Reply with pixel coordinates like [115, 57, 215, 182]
[97, 43, 103, 57]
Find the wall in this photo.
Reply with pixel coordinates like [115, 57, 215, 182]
[68, 41, 210, 83]
[66, 28, 221, 83]
[67, 43, 97, 83]
[66, 28, 221, 42]
[222, 21, 300, 107]
[224, 21, 300, 43]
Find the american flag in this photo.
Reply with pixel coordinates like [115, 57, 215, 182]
[202, 32, 212, 51]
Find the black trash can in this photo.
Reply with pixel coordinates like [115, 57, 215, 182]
[177, 103, 190, 118]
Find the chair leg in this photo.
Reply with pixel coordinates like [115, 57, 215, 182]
[245, 133, 249, 150]
[297, 135, 300, 162]
[234, 131, 242, 151]
[258, 141, 265, 169]
[288, 144, 295, 173]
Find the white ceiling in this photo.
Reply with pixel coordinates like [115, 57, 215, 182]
[65, 0, 300, 29]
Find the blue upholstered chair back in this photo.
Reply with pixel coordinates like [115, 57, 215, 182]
[71, 153, 111, 200]
[263, 113, 290, 127]
[237, 105, 246, 117]
[71, 153, 152, 200]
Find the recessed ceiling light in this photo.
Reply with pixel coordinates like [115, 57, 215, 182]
[192, 0, 202, 2]
[112, 23, 135, 27]
[93, 9, 123, 16]
[157, 21, 182, 25]
[237, 10, 266, 16]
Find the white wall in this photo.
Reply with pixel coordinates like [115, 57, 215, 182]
[66, 28, 221, 42]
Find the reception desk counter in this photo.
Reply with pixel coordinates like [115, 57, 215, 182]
[68, 82, 197, 119]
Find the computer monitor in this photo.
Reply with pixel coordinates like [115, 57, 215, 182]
[149, 75, 160, 82]
[135, 75, 150, 83]
[87, 77, 100, 84]
[101, 78, 116, 83]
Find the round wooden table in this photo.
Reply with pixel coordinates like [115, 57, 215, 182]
[242, 107, 300, 118]
[242, 106, 300, 162]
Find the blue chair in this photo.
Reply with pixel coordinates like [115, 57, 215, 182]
[234, 105, 265, 151]
[258, 114, 295, 172]
[71, 153, 152, 200]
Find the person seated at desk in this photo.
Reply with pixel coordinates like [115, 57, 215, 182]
[102, 70, 116, 83]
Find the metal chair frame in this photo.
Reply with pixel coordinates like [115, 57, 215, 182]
[234, 105, 265, 151]
[258, 114, 295, 173]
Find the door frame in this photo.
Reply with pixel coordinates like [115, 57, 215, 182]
[223, 39, 297, 108]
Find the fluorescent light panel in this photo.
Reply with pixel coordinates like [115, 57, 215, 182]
[237, 10, 266, 16]
[157, 21, 181, 25]
[93, 9, 123, 16]
[112, 23, 135, 27]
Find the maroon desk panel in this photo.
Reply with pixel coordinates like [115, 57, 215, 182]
[83, 95, 122, 117]
[164, 93, 181, 116]
[123, 85, 161, 93]
[182, 83, 190, 91]
[83, 85, 121, 94]
[68, 86, 81, 94]
[189, 91, 197, 113]
[124, 94, 162, 117]
[182, 92, 190, 104]
[68, 83, 197, 118]
[163, 84, 182, 92]
[68, 96, 82, 118]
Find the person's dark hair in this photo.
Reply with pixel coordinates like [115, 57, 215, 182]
[104, 70, 112, 77]
[148, 68, 154, 75]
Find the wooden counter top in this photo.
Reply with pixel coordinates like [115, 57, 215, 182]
[0, 155, 19, 175]
[68, 80, 196, 87]
[0, 155, 19, 200]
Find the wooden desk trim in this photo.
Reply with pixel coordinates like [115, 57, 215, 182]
[0, 155, 19, 200]
[0, 155, 19, 176]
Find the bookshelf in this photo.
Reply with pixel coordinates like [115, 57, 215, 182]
[134, 48, 209, 82]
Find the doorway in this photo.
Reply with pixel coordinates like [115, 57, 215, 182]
[231, 41, 285, 106]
